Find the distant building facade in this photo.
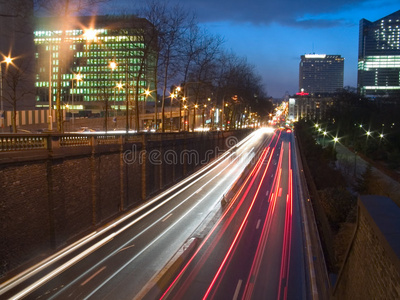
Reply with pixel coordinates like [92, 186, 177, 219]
[34, 15, 157, 114]
[299, 54, 344, 95]
[291, 94, 334, 122]
[358, 10, 400, 97]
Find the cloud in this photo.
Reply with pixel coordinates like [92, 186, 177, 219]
[169, 0, 367, 28]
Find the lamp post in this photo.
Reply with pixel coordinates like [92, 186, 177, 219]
[0, 55, 13, 132]
[183, 105, 188, 131]
[48, 45, 53, 131]
[202, 104, 207, 128]
[114, 82, 123, 128]
[180, 97, 186, 132]
[170, 93, 175, 132]
[193, 104, 198, 131]
[71, 73, 82, 130]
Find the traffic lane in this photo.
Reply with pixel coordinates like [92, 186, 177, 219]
[159, 147, 274, 299]
[207, 151, 280, 300]
[161, 140, 281, 299]
[205, 137, 284, 300]
[25, 131, 273, 300]
[243, 138, 292, 299]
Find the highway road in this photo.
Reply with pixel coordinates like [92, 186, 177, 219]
[159, 130, 313, 300]
[0, 128, 276, 300]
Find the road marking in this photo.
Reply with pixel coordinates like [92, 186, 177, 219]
[81, 266, 106, 286]
[162, 213, 172, 222]
[195, 187, 203, 194]
[232, 279, 242, 300]
[256, 219, 261, 230]
[266, 190, 269, 196]
[278, 187, 282, 197]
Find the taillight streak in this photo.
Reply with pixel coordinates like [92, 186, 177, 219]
[205, 141, 278, 299]
[278, 142, 293, 300]
[160, 146, 272, 300]
[242, 141, 284, 300]
[160, 133, 281, 300]
[203, 142, 278, 300]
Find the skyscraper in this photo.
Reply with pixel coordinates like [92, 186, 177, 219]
[299, 54, 344, 95]
[34, 15, 157, 115]
[358, 10, 400, 97]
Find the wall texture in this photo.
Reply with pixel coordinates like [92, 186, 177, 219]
[332, 195, 400, 299]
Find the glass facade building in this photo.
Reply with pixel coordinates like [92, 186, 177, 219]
[34, 15, 157, 113]
[299, 54, 344, 95]
[358, 10, 400, 97]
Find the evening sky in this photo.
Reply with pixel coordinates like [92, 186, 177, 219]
[101, 0, 400, 98]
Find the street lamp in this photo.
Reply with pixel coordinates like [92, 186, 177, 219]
[333, 136, 339, 151]
[71, 73, 82, 129]
[114, 82, 124, 127]
[323, 130, 327, 147]
[170, 92, 176, 132]
[202, 104, 207, 128]
[0, 55, 13, 132]
[193, 104, 198, 131]
[183, 104, 188, 131]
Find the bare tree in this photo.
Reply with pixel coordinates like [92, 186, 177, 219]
[3, 58, 33, 132]
[0, 0, 35, 132]
[139, 1, 192, 132]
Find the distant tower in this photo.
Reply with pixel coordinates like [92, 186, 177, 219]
[358, 10, 400, 97]
[299, 54, 344, 95]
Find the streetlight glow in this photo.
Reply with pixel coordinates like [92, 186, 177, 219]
[84, 29, 97, 41]
[4, 56, 12, 64]
[109, 61, 117, 70]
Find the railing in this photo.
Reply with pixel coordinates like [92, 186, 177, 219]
[0, 135, 47, 151]
[60, 136, 92, 147]
[0, 130, 242, 153]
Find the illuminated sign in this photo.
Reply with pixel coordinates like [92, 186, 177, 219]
[305, 54, 326, 59]
[296, 92, 309, 96]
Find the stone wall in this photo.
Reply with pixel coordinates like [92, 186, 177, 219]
[0, 130, 250, 276]
[332, 195, 400, 299]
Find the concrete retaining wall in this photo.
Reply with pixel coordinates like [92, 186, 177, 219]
[332, 195, 400, 299]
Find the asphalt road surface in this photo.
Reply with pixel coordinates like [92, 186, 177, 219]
[159, 130, 311, 300]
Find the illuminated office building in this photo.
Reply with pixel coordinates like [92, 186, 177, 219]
[299, 54, 344, 95]
[34, 15, 157, 113]
[358, 10, 400, 97]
